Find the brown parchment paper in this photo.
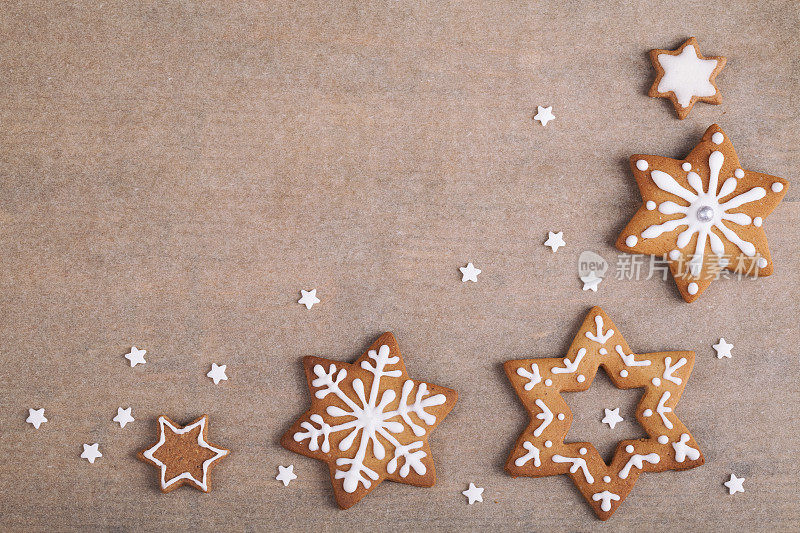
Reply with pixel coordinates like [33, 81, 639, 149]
[1, 1, 798, 531]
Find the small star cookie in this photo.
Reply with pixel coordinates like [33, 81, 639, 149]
[648, 37, 726, 119]
[139, 415, 229, 493]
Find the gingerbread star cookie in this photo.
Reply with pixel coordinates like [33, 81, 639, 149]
[281, 332, 458, 509]
[139, 415, 229, 493]
[617, 124, 788, 302]
[648, 37, 726, 119]
[504, 307, 704, 520]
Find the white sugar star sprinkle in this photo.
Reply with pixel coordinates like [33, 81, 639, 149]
[462, 482, 484, 504]
[124, 346, 147, 367]
[713, 338, 733, 359]
[298, 289, 320, 309]
[544, 231, 565, 252]
[81, 443, 102, 464]
[580, 271, 603, 292]
[602, 407, 624, 429]
[113, 407, 135, 428]
[26, 408, 47, 429]
[276, 464, 297, 486]
[207, 363, 228, 384]
[534, 105, 555, 126]
[460, 262, 481, 283]
[724, 473, 745, 495]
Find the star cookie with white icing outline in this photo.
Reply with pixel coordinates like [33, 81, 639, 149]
[139, 415, 229, 493]
[504, 307, 704, 520]
[281, 332, 458, 509]
[648, 37, 726, 119]
[617, 125, 788, 302]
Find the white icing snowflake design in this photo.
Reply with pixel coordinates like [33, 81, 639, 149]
[619, 125, 788, 301]
[639, 148, 763, 276]
[285, 334, 457, 507]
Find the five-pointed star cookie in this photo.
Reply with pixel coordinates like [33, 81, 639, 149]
[139, 415, 229, 493]
[504, 307, 704, 520]
[281, 332, 458, 509]
[616, 125, 788, 302]
[648, 37, 726, 119]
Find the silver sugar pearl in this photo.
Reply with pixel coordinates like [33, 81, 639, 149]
[696, 205, 714, 222]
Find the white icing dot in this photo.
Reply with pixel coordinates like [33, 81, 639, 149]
[599, 348, 608, 355]
[579, 447, 587, 455]
[545, 440, 552, 448]
[757, 257, 768, 268]
[577, 374, 586, 383]
[772, 182, 784, 192]
[669, 249, 681, 260]
[734, 168, 744, 179]
[711, 132, 724, 144]
[625, 445, 634, 453]
[545, 379, 553, 386]
[625, 235, 638, 247]
[652, 377, 661, 386]
[620, 369, 629, 378]
[682, 162, 691, 171]
[636, 159, 649, 171]
[687, 282, 698, 295]
[643, 409, 653, 417]
[753, 217, 763, 227]
[646, 200, 656, 210]
[603, 475, 611, 483]
[658, 435, 669, 445]
[558, 413, 565, 421]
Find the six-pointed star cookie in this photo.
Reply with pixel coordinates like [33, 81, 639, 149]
[281, 332, 458, 509]
[616, 125, 788, 302]
[648, 37, 726, 119]
[139, 415, 229, 493]
[504, 307, 704, 520]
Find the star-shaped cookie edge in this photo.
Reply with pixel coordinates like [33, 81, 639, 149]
[504, 307, 704, 520]
[280, 332, 458, 510]
[616, 124, 788, 302]
[138, 414, 229, 493]
[648, 37, 726, 119]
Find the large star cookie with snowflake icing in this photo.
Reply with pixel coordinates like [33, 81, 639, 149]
[504, 307, 704, 520]
[616, 124, 788, 302]
[281, 332, 458, 509]
[648, 37, 726, 119]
